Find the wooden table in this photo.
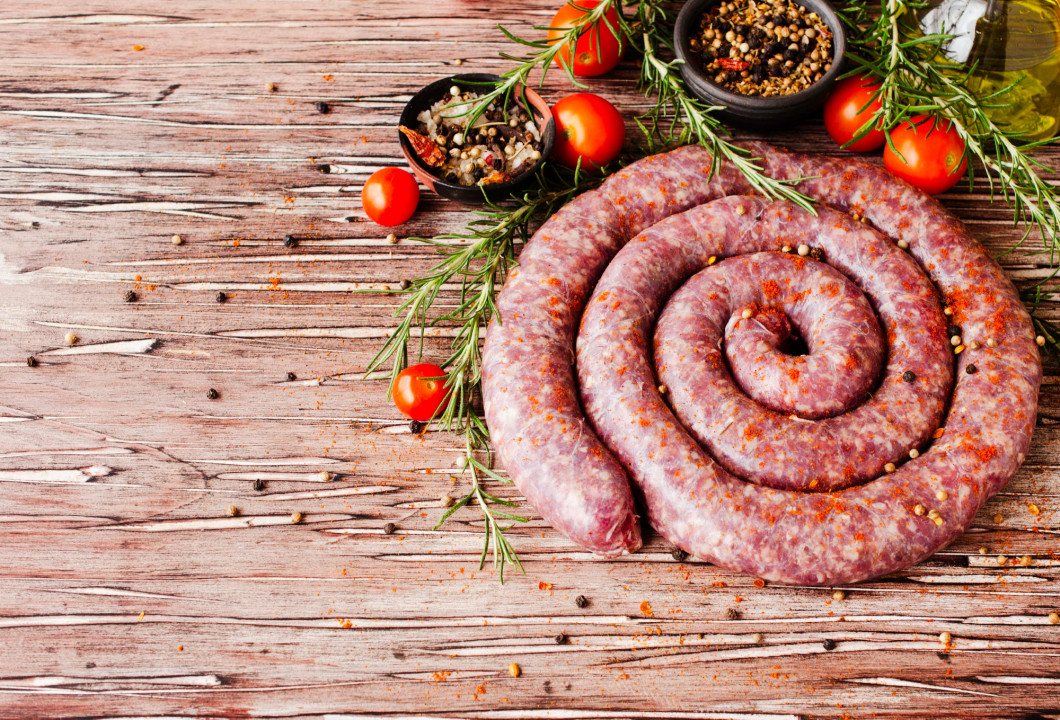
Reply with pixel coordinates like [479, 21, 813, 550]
[3, 2, 1059, 717]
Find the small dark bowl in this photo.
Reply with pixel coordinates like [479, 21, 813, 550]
[674, 0, 847, 128]
[398, 73, 555, 205]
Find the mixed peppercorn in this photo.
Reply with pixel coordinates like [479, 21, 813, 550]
[690, 0, 834, 96]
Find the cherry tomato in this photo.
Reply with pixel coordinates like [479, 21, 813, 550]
[823, 74, 885, 152]
[550, 93, 626, 170]
[884, 115, 968, 195]
[393, 363, 449, 422]
[547, 0, 624, 77]
[361, 167, 419, 227]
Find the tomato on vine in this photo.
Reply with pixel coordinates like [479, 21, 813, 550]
[550, 92, 626, 170]
[392, 363, 449, 422]
[883, 115, 968, 195]
[547, 0, 624, 77]
[361, 167, 419, 227]
[823, 74, 885, 152]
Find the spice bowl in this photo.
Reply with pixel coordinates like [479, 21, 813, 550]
[398, 73, 555, 205]
[674, 0, 847, 128]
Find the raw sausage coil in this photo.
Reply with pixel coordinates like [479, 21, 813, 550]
[480, 143, 1041, 584]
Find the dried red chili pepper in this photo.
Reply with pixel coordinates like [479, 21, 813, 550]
[399, 125, 445, 167]
[717, 58, 751, 71]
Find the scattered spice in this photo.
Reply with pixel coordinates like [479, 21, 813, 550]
[508, 662, 521, 678]
[123, 290, 138, 302]
[939, 631, 952, 645]
[832, 589, 845, 601]
[400, 280, 411, 290]
[797, 244, 810, 256]
[286, 372, 297, 381]
[658, 384, 668, 394]
[936, 490, 948, 501]
[726, 608, 740, 620]
[1019, 555, 1033, 566]
[997, 555, 1008, 565]
[386, 233, 399, 244]
[409, 419, 425, 434]
[966, 364, 978, 374]
[319, 470, 334, 482]
[555, 632, 568, 644]
[884, 462, 896, 473]
[454, 58, 464, 66]
[741, 308, 753, 319]
[64, 332, 78, 345]
[690, 0, 834, 96]
[133, 44, 144, 51]
[1029, 503, 1041, 516]
[316, 101, 331, 114]
[216, 291, 227, 303]
[752, 632, 764, 643]
[206, 388, 219, 400]
[987, 337, 998, 347]
[440, 494, 455, 508]
[897, 238, 909, 250]
[902, 370, 916, 383]
[171, 234, 184, 245]
[639, 600, 655, 617]
[913, 504, 926, 516]
[26, 356, 38, 368]
[979, 546, 988, 554]
[969, 340, 981, 350]
[822, 638, 836, 650]
[671, 547, 689, 561]
[266, 82, 278, 93]
[1036, 335, 1046, 346]
[809, 247, 825, 261]
[283, 234, 298, 248]
[227, 505, 241, 517]
[575, 594, 590, 609]
[291, 511, 304, 524]
[909, 448, 920, 459]
[950, 334, 962, 346]
[253, 479, 266, 491]
[994, 513, 1005, 524]
[1049, 612, 1059, 624]
[383, 522, 397, 535]
[754, 578, 767, 588]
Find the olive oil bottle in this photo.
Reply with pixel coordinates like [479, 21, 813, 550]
[917, 0, 1060, 141]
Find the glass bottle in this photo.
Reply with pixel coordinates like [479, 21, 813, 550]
[916, 0, 1060, 141]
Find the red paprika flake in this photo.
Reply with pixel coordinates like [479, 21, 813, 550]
[718, 58, 750, 71]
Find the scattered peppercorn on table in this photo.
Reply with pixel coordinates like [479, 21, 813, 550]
[1, 1, 1060, 718]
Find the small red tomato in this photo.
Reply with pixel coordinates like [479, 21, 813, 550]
[361, 167, 419, 227]
[547, 0, 624, 78]
[550, 92, 625, 170]
[884, 115, 968, 195]
[393, 363, 449, 422]
[823, 74, 885, 152]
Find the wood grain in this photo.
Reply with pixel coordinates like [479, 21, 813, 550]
[2, 1, 1059, 718]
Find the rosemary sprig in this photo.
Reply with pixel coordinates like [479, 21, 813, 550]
[365, 162, 605, 580]
[846, 0, 1060, 259]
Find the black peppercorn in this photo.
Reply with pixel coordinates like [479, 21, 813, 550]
[575, 595, 589, 609]
[383, 522, 397, 535]
[286, 371, 297, 381]
[823, 638, 836, 650]
[216, 291, 227, 303]
[948, 324, 961, 337]
[671, 547, 689, 561]
[26, 356, 38, 368]
[555, 633, 568, 645]
[902, 371, 916, 383]
[253, 478, 266, 491]
[283, 234, 298, 248]
[409, 419, 424, 434]
[966, 364, 978, 375]
[206, 388, 219, 400]
[809, 247, 825, 262]
[123, 290, 138, 303]
[315, 101, 331, 114]
[725, 608, 740, 620]
[316, 164, 331, 174]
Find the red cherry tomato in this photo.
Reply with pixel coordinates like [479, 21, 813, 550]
[547, 0, 624, 77]
[550, 93, 626, 170]
[884, 115, 968, 195]
[361, 167, 419, 227]
[393, 363, 449, 422]
[823, 74, 885, 152]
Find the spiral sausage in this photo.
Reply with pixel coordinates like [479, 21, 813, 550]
[480, 143, 1041, 583]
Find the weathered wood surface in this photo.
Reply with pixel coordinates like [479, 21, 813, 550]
[2, 1, 1060, 718]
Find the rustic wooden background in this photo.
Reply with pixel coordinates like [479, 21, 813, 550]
[2, 1, 1060, 718]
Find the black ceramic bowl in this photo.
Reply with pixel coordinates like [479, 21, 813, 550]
[674, 0, 847, 128]
[398, 73, 555, 205]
